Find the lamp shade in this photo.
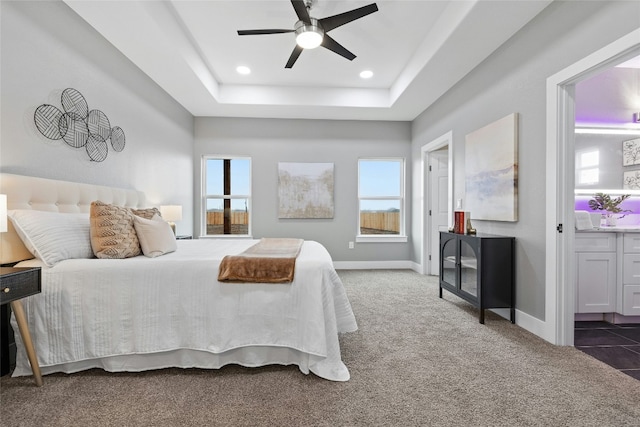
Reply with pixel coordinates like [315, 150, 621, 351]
[0, 194, 7, 233]
[160, 205, 182, 222]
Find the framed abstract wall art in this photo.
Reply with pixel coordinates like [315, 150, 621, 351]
[278, 162, 334, 219]
[464, 113, 519, 222]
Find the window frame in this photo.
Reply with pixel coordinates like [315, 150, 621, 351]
[201, 155, 252, 238]
[356, 157, 407, 243]
[575, 149, 600, 186]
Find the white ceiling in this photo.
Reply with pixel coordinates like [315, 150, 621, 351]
[64, 0, 552, 121]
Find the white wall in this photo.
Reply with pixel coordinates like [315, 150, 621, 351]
[0, 1, 195, 236]
[574, 134, 634, 190]
[411, 0, 640, 321]
[194, 117, 412, 262]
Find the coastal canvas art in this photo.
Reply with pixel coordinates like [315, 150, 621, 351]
[465, 113, 518, 221]
[278, 162, 334, 218]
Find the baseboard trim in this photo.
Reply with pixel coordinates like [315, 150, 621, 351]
[516, 309, 551, 342]
[333, 260, 416, 270]
[574, 312, 640, 324]
[604, 313, 640, 324]
[574, 313, 604, 322]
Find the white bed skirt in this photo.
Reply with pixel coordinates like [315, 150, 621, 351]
[30, 347, 348, 380]
[11, 240, 357, 381]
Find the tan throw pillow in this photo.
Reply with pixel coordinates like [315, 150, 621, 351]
[133, 214, 177, 258]
[132, 207, 161, 220]
[90, 201, 141, 259]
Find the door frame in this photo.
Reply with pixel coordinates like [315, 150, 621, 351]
[422, 131, 453, 275]
[545, 29, 640, 345]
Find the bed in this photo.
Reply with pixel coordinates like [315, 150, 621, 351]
[0, 173, 357, 382]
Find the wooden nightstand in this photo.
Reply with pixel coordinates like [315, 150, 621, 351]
[0, 267, 43, 386]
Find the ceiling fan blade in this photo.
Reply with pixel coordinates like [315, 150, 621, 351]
[291, 0, 311, 23]
[285, 45, 304, 68]
[237, 29, 294, 35]
[321, 34, 356, 61]
[319, 3, 378, 32]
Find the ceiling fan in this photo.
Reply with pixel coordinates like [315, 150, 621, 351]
[237, 0, 379, 69]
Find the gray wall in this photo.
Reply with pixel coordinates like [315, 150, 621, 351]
[0, 1, 195, 236]
[411, 0, 640, 321]
[194, 117, 412, 262]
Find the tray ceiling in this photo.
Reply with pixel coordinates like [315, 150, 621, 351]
[64, 0, 552, 120]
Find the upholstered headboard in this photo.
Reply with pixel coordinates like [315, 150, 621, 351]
[0, 173, 146, 264]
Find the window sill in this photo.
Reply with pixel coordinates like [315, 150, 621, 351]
[356, 235, 408, 243]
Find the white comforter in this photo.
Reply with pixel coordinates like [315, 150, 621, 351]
[11, 239, 357, 381]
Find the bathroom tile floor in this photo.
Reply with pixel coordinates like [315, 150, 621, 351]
[575, 321, 640, 380]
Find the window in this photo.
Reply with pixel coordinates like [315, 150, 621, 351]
[576, 150, 599, 185]
[203, 157, 251, 236]
[358, 158, 406, 242]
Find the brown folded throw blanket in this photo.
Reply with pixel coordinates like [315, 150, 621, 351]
[217, 238, 304, 283]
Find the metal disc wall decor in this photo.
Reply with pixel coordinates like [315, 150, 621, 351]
[111, 126, 126, 152]
[87, 109, 111, 141]
[60, 112, 89, 148]
[34, 104, 64, 140]
[86, 134, 108, 162]
[61, 88, 88, 118]
[33, 88, 126, 162]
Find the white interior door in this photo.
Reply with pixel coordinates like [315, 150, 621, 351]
[429, 150, 449, 275]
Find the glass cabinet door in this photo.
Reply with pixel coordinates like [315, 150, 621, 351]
[441, 237, 457, 288]
[459, 240, 478, 298]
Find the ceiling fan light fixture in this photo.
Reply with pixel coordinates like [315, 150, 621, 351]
[295, 19, 324, 49]
[237, 2, 378, 68]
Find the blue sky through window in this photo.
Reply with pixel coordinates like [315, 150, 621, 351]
[359, 159, 402, 212]
[359, 160, 401, 196]
[206, 158, 250, 195]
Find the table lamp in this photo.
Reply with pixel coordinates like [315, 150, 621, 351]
[160, 205, 182, 235]
[0, 194, 7, 233]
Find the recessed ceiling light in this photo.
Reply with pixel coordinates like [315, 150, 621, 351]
[360, 70, 373, 79]
[236, 66, 251, 75]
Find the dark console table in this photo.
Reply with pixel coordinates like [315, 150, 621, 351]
[439, 232, 515, 324]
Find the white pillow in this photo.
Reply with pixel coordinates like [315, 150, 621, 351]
[133, 214, 177, 258]
[8, 210, 94, 267]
